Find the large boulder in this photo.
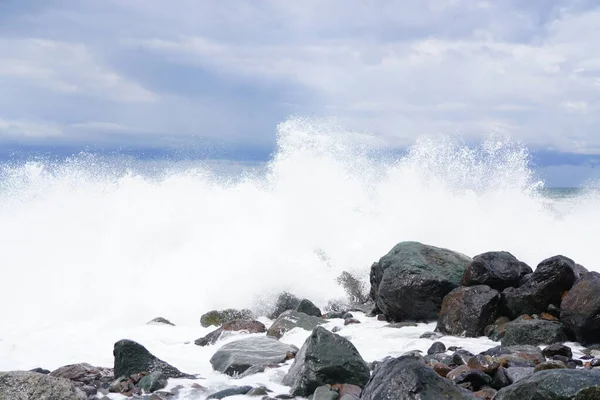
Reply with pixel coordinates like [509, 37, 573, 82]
[296, 299, 322, 318]
[436, 285, 501, 337]
[494, 369, 600, 400]
[269, 292, 302, 319]
[210, 336, 298, 376]
[501, 319, 570, 346]
[369, 242, 472, 321]
[361, 355, 476, 400]
[282, 327, 370, 397]
[113, 339, 192, 379]
[195, 320, 267, 346]
[561, 272, 600, 345]
[501, 256, 577, 319]
[0, 371, 86, 400]
[267, 310, 324, 339]
[461, 252, 532, 290]
[200, 309, 253, 327]
[49, 363, 113, 397]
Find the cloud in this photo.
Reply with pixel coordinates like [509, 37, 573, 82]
[0, 0, 599, 161]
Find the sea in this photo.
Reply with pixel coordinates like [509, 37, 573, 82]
[0, 118, 598, 398]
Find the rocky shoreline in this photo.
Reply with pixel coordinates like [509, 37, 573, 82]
[2, 241, 600, 400]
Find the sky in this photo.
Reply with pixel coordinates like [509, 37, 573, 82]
[0, 0, 599, 186]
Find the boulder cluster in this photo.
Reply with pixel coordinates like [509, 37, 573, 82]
[2, 241, 600, 400]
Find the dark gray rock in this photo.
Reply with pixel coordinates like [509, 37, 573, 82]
[482, 345, 545, 367]
[427, 342, 446, 355]
[147, 317, 175, 326]
[446, 365, 492, 390]
[206, 386, 253, 399]
[436, 285, 501, 337]
[0, 371, 87, 400]
[49, 363, 113, 397]
[137, 371, 167, 393]
[113, 339, 192, 379]
[295, 299, 322, 318]
[575, 386, 600, 399]
[313, 385, 340, 400]
[361, 355, 477, 400]
[491, 366, 511, 390]
[542, 343, 572, 359]
[30, 368, 51, 374]
[269, 292, 302, 319]
[324, 311, 353, 319]
[369, 241, 472, 322]
[282, 327, 370, 397]
[195, 320, 267, 346]
[246, 386, 270, 396]
[534, 360, 567, 372]
[505, 367, 534, 383]
[267, 310, 324, 339]
[200, 309, 253, 327]
[453, 349, 475, 366]
[210, 336, 298, 376]
[501, 255, 577, 319]
[561, 272, 600, 345]
[494, 369, 600, 400]
[461, 251, 532, 290]
[501, 319, 569, 346]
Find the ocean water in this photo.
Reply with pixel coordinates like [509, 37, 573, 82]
[0, 118, 598, 397]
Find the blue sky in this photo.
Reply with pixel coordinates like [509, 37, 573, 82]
[0, 0, 599, 186]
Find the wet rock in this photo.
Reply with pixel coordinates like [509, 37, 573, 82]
[494, 369, 600, 400]
[420, 331, 444, 340]
[246, 386, 270, 396]
[437, 285, 501, 337]
[501, 319, 569, 346]
[195, 320, 267, 347]
[200, 309, 254, 328]
[282, 327, 370, 397]
[113, 339, 193, 379]
[427, 341, 446, 355]
[461, 251, 532, 290]
[467, 354, 500, 375]
[501, 255, 577, 319]
[361, 355, 477, 400]
[505, 367, 534, 383]
[542, 343, 572, 359]
[534, 360, 567, 372]
[0, 371, 87, 400]
[446, 365, 492, 390]
[385, 322, 418, 329]
[313, 385, 340, 400]
[324, 311, 353, 319]
[137, 371, 168, 393]
[337, 271, 368, 304]
[295, 299, 322, 318]
[453, 349, 475, 366]
[269, 292, 302, 319]
[206, 385, 253, 399]
[575, 386, 600, 399]
[210, 336, 298, 376]
[491, 366, 511, 390]
[482, 345, 544, 367]
[369, 241, 472, 321]
[433, 362, 453, 377]
[147, 317, 175, 326]
[29, 367, 51, 374]
[561, 272, 600, 345]
[50, 363, 113, 397]
[484, 316, 510, 341]
[473, 387, 497, 400]
[267, 310, 324, 339]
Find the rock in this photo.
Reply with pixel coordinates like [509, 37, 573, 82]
[30, 368, 51, 374]
[324, 311, 353, 319]
[332, 383, 361, 398]
[491, 366, 511, 390]
[484, 316, 510, 341]
[369, 241, 472, 321]
[453, 349, 475, 366]
[206, 386, 253, 399]
[282, 327, 370, 397]
[210, 336, 298, 376]
[0, 371, 87, 400]
[505, 367, 534, 383]
[427, 342, 446, 355]
[200, 309, 253, 328]
[313, 385, 340, 400]
[295, 299, 322, 317]
[50, 363, 113, 396]
[501, 319, 569, 346]
[361, 355, 477, 400]
[433, 362, 453, 377]
[468, 355, 500, 375]
[494, 369, 600, 400]
[473, 387, 497, 400]
[446, 365, 492, 389]
[137, 371, 168, 393]
[337, 272, 368, 304]
[561, 272, 600, 345]
[269, 292, 302, 319]
[344, 318, 360, 326]
[195, 320, 267, 347]
[246, 386, 270, 396]
[542, 343, 573, 359]
[420, 331, 444, 340]
[113, 339, 192, 379]
[534, 360, 567, 372]
[266, 310, 324, 339]
[385, 322, 418, 329]
[148, 317, 175, 326]
[482, 345, 544, 367]
[437, 285, 501, 337]
[461, 251, 532, 290]
[501, 255, 577, 319]
[575, 386, 600, 399]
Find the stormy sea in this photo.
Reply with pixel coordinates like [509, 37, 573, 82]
[1, 118, 599, 399]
